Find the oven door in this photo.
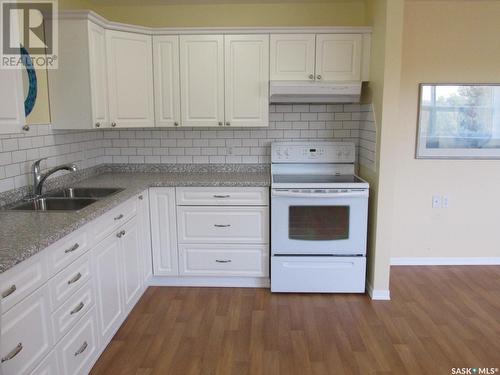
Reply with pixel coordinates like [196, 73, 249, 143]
[271, 189, 368, 255]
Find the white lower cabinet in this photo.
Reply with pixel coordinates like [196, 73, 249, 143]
[55, 307, 99, 375]
[51, 280, 94, 343]
[150, 187, 270, 284]
[0, 286, 53, 375]
[177, 206, 269, 244]
[93, 232, 124, 346]
[120, 217, 143, 313]
[179, 244, 268, 277]
[150, 188, 179, 276]
[138, 191, 153, 282]
[30, 350, 59, 375]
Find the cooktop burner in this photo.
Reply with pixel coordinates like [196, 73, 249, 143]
[273, 174, 365, 184]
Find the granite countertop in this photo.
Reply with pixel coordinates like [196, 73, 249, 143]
[0, 168, 270, 274]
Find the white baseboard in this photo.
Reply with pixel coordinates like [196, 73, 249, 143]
[391, 257, 500, 266]
[366, 281, 390, 300]
[148, 276, 270, 288]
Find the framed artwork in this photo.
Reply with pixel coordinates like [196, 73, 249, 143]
[416, 84, 500, 159]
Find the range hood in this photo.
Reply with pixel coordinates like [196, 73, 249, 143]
[270, 81, 362, 103]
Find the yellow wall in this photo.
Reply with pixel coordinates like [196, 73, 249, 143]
[60, 0, 367, 27]
[360, 0, 403, 293]
[388, 0, 500, 260]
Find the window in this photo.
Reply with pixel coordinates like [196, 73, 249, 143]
[417, 84, 500, 158]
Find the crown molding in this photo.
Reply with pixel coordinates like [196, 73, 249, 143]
[58, 10, 373, 35]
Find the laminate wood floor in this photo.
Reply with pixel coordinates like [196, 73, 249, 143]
[90, 266, 500, 375]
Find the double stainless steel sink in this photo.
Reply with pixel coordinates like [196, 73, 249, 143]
[7, 187, 124, 212]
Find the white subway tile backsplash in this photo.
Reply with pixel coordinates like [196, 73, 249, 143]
[0, 104, 378, 194]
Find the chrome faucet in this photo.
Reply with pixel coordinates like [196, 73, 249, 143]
[32, 158, 78, 197]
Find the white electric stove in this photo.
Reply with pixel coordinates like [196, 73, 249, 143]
[270, 141, 369, 293]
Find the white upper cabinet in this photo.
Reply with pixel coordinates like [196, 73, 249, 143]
[315, 34, 362, 81]
[153, 35, 181, 127]
[270, 34, 316, 81]
[0, 69, 25, 134]
[88, 22, 110, 129]
[49, 20, 108, 130]
[270, 33, 365, 82]
[180, 35, 224, 127]
[224, 35, 269, 127]
[106, 30, 155, 128]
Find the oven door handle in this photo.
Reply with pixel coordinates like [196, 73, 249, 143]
[272, 190, 368, 198]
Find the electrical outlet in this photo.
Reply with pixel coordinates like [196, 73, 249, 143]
[442, 196, 449, 208]
[432, 195, 442, 208]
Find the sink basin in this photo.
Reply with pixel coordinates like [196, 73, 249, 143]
[8, 198, 98, 212]
[45, 187, 124, 198]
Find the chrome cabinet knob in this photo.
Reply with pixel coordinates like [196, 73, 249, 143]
[225, 121, 230, 126]
[309, 74, 314, 80]
[218, 121, 223, 126]
[174, 122, 179, 127]
[95, 122, 101, 128]
[316, 74, 322, 80]
[22, 125, 30, 131]
[111, 122, 117, 128]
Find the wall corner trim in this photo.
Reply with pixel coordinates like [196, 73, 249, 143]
[366, 281, 391, 300]
[391, 257, 500, 266]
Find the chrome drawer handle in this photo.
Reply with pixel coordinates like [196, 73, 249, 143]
[214, 224, 231, 228]
[64, 243, 80, 254]
[74, 341, 88, 356]
[213, 195, 230, 198]
[68, 272, 82, 285]
[114, 214, 124, 221]
[116, 230, 126, 238]
[1, 284, 16, 299]
[70, 302, 85, 315]
[138, 195, 143, 200]
[215, 259, 232, 263]
[1, 343, 23, 363]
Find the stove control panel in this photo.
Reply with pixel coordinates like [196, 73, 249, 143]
[271, 142, 355, 163]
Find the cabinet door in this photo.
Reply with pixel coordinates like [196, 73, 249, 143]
[106, 30, 155, 127]
[224, 35, 269, 127]
[270, 34, 316, 81]
[315, 34, 362, 81]
[119, 217, 143, 313]
[0, 286, 53, 375]
[180, 35, 224, 127]
[153, 35, 181, 127]
[0, 69, 25, 134]
[138, 191, 153, 282]
[92, 233, 123, 346]
[88, 21, 109, 129]
[150, 188, 179, 276]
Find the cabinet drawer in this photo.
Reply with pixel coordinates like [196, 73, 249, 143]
[51, 280, 94, 343]
[177, 206, 269, 244]
[0, 252, 48, 314]
[179, 244, 269, 277]
[30, 350, 59, 375]
[55, 307, 98, 375]
[46, 227, 89, 277]
[91, 197, 137, 245]
[176, 187, 268, 206]
[1, 285, 53, 375]
[48, 253, 92, 311]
